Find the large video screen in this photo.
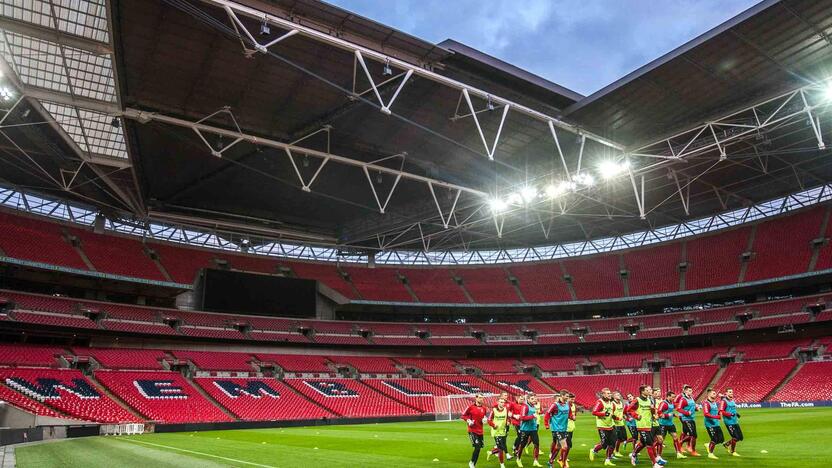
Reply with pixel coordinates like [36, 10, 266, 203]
[200, 269, 316, 317]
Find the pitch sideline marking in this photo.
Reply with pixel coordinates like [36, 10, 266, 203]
[119, 438, 277, 467]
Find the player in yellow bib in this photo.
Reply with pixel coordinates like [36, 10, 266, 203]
[589, 388, 617, 466]
[488, 397, 511, 468]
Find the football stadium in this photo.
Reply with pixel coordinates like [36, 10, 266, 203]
[0, 0, 831, 467]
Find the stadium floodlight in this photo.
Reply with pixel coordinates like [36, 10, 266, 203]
[573, 172, 594, 187]
[488, 197, 508, 213]
[382, 60, 393, 76]
[519, 186, 538, 203]
[260, 19, 271, 35]
[598, 159, 630, 179]
[0, 87, 12, 102]
[506, 192, 523, 205]
[486, 95, 495, 111]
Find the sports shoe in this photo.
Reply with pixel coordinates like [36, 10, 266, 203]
[707, 453, 719, 460]
[533, 461, 542, 467]
[630, 454, 638, 466]
[547, 462, 554, 468]
[469, 462, 476, 468]
[652, 464, 663, 468]
[614, 451, 624, 458]
[731, 452, 741, 457]
[688, 451, 701, 457]
[507, 453, 514, 460]
[501, 464, 506, 468]
[516, 458, 524, 468]
[656, 460, 667, 466]
[676, 452, 687, 459]
[604, 460, 616, 466]
[589, 449, 596, 462]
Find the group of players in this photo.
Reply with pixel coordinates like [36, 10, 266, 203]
[461, 384, 744, 468]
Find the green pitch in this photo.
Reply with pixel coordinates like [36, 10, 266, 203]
[15, 408, 827, 468]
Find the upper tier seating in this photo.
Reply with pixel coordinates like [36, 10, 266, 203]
[543, 373, 652, 408]
[624, 243, 681, 296]
[343, 267, 412, 302]
[521, 356, 584, 372]
[771, 361, 832, 401]
[712, 360, 798, 403]
[193, 377, 333, 421]
[0, 368, 139, 422]
[402, 269, 468, 303]
[745, 208, 823, 281]
[4, 206, 832, 304]
[563, 255, 624, 300]
[283, 378, 419, 418]
[658, 347, 725, 365]
[69, 228, 164, 281]
[94, 370, 233, 423]
[685, 227, 749, 290]
[508, 262, 572, 303]
[423, 375, 501, 395]
[327, 356, 400, 374]
[455, 267, 519, 303]
[0, 211, 87, 270]
[592, 352, 650, 369]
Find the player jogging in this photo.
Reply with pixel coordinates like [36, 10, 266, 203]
[719, 388, 742, 457]
[702, 388, 724, 460]
[515, 393, 543, 467]
[488, 396, 511, 468]
[674, 385, 700, 456]
[544, 390, 573, 468]
[623, 393, 638, 450]
[510, 393, 526, 458]
[566, 393, 577, 463]
[490, 392, 513, 461]
[612, 391, 627, 458]
[651, 388, 668, 466]
[626, 384, 666, 468]
[589, 387, 617, 466]
[657, 391, 686, 459]
[461, 393, 489, 468]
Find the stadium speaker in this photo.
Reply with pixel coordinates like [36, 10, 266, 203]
[93, 213, 106, 234]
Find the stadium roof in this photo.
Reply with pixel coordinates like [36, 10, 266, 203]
[1, 0, 832, 256]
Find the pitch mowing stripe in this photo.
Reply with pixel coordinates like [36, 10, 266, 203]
[119, 439, 276, 467]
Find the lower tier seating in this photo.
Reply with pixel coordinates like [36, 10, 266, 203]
[712, 359, 798, 403]
[193, 377, 333, 421]
[94, 370, 233, 423]
[660, 364, 719, 399]
[771, 361, 832, 401]
[283, 378, 420, 418]
[0, 368, 138, 422]
[543, 373, 652, 408]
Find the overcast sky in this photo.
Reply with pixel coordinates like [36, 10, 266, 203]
[328, 0, 761, 96]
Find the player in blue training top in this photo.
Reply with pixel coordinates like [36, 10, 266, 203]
[544, 390, 574, 468]
[719, 388, 743, 457]
[702, 388, 724, 460]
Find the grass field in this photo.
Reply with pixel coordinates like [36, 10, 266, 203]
[15, 408, 827, 468]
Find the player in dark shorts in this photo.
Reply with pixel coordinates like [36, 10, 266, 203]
[461, 393, 488, 468]
[626, 384, 665, 468]
[623, 393, 638, 450]
[719, 388, 743, 457]
[675, 384, 701, 456]
[612, 391, 628, 457]
[657, 390, 686, 459]
[702, 388, 724, 460]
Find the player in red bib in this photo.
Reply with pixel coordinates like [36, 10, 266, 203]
[462, 393, 489, 468]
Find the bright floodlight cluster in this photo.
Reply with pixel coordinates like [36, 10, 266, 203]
[488, 159, 630, 214]
[0, 71, 13, 102]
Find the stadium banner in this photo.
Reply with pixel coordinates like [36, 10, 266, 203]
[735, 401, 832, 409]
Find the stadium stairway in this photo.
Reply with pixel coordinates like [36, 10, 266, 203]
[86, 373, 144, 421]
[698, 366, 728, 402]
[762, 361, 805, 401]
[185, 375, 240, 421]
[355, 379, 423, 413]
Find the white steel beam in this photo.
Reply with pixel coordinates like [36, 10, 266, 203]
[199, 0, 624, 151]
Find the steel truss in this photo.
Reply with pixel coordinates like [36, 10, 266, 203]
[2, 181, 830, 266]
[208, 0, 624, 155]
[625, 79, 832, 218]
